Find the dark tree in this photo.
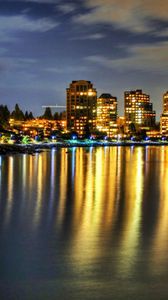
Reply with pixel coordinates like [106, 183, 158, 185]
[42, 107, 53, 120]
[11, 103, 25, 120]
[28, 112, 34, 119]
[53, 111, 66, 121]
[25, 111, 34, 120]
[60, 111, 66, 120]
[53, 112, 59, 120]
[0, 104, 10, 128]
[25, 111, 29, 120]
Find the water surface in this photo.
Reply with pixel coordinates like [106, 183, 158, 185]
[0, 146, 168, 299]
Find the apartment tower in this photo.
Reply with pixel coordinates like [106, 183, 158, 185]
[124, 89, 156, 130]
[160, 91, 168, 136]
[66, 80, 97, 136]
[96, 93, 118, 137]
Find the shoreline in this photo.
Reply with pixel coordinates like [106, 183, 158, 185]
[1, 140, 168, 155]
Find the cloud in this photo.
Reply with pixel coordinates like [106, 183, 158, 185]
[5, 0, 59, 3]
[57, 3, 77, 14]
[45, 65, 90, 74]
[156, 28, 168, 37]
[74, 0, 168, 34]
[0, 15, 59, 34]
[85, 41, 168, 72]
[0, 56, 37, 72]
[22, 0, 59, 3]
[71, 33, 105, 40]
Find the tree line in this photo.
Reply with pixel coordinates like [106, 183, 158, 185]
[0, 104, 65, 129]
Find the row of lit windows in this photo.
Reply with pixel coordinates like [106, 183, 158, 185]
[98, 100, 117, 104]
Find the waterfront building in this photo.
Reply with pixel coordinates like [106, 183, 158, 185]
[66, 80, 97, 136]
[160, 91, 168, 136]
[9, 118, 65, 137]
[124, 89, 156, 131]
[96, 93, 118, 137]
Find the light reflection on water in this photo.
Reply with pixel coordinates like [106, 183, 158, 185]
[1, 146, 168, 299]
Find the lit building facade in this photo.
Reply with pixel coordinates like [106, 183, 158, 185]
[160, 91, 168, 136]
[9, 118, 65, 137]
[124, 89, 156, 130]
[96, 93, 118, 137]
[66, 80, 97, 136]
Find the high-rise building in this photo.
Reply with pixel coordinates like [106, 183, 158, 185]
[66, 80, 97, 136]
[160, 91, 168, 136]
[96, 93, 118, 137]
[124, 89, 156, 130]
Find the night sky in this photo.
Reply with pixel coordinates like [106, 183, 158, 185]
[0, 0, 168, 118]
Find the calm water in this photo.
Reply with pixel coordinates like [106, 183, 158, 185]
[0, 146, 168, 300]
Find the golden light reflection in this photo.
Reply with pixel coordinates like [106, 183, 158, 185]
[2, 146, 168, 280]
[50, 149, 56, 198]
[22, 154, 27, 192]
[69, 148, 101, 267]
[33, 154, 45, 227]
[72, 147, 86, 227]
[21, 154, 34, 201]
[114, 147, 144, 276]
[4, 156, 14, 227]
[69, 147, 122, 270]
[56, 148, 68, 227]
[101, 147, 118, 226]
[150, 146, 168, 273]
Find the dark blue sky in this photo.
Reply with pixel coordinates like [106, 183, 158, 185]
[0, 0, 168, 118]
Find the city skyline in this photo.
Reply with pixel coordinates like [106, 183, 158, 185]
[1, 86, 167, 121]
[0, 0, 167, 118]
